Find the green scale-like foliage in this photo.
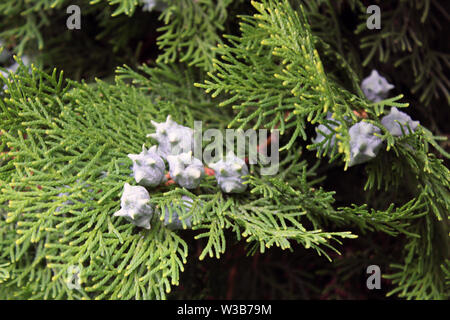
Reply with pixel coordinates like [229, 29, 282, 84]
[0, 64, 194, 299]
[0, 60, 362, 299]
[0, 58, 444, 299]
[0, 0, 242, 79]
[197, 0, 450, 299]
[0, 0, 448, 300]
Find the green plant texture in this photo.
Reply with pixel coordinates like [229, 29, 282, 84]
[0, 0, 449, 300]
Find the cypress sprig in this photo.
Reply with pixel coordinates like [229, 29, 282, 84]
[0, 0, 448, 300]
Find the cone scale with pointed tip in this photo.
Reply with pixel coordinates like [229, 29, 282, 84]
[147, 115, 194, 159]
[348, 122, 383, 167]
[361, 70, 394, 103]
[114, 183, 154, 229]
[128, 145, 166, 187]
[381, 107, 420, 137]
[167, 151, 204, 189]
[209, 153, 249, 193]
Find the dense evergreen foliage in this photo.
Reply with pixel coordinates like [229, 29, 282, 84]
[0, 0, 448, 299]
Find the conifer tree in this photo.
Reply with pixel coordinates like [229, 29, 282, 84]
[0, 0, 448, 300]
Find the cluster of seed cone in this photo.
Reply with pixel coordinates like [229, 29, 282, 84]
[313, 71, 420, 167]
[114, 116, 249, 229]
